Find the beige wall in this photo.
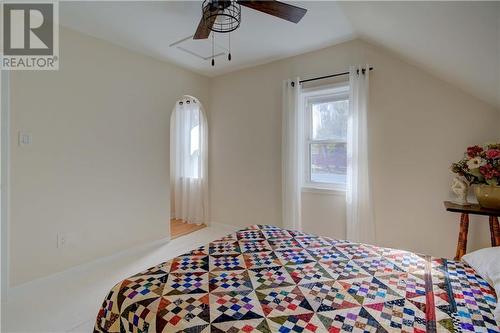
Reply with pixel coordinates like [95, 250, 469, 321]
[301, 190, 346, 239]
[208, 39, 500, 258]
[9, 30, 500, 285]
[9, 28, 209, 286]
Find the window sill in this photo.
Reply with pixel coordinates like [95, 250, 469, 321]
[301, 186, 346, 196]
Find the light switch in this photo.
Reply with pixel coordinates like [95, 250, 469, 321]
[18, 131, 32, 146]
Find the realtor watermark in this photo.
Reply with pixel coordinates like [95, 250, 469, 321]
[1, 1, 59, 70]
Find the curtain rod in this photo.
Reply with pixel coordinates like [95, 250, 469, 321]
[178, 99, 197, 105]
[294, 67, 374, 86]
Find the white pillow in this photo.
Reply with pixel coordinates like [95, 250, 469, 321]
[462, 247, 500, 322]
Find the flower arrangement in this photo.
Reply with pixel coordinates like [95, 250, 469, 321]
[451, 143, 500, 186]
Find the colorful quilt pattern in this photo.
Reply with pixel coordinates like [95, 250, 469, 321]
[94, 225, 499, 332]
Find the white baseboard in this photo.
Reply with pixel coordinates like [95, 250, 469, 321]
[6, 222, 241, 297]
[7, 235, 171, 297]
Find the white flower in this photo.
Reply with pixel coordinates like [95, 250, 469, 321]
[467, 157, 486, 170]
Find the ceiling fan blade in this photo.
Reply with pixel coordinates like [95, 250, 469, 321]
[237, 1, 307, 23]
[193, 12, 217, 39]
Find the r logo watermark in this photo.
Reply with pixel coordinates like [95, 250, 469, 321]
[1, 1, 59, 70]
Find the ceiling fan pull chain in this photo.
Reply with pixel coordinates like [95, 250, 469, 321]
[228, 31, 232, 61]
[211, 33, 215, 66]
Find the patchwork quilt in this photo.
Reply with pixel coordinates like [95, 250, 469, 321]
[94, 225, 499, 332]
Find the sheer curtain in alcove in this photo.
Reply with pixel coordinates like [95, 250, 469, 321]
[170, 97, 208, 225]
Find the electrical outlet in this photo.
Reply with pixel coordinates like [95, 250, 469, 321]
[57, 233, 66, 248]
[18, 131, 32, 146]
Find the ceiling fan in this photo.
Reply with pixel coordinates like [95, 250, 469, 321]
[192, 0, 307, 65]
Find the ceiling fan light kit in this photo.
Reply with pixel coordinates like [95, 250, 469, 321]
[202, 0, 241, 34]
[194, 0, 307, 67]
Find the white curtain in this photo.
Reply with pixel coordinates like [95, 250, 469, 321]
[346, 65, 375, 243]
[170, 97, 208, 224]
[282, 78, 303, 230]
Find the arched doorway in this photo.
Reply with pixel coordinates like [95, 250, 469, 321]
[170, 95, 208, 239]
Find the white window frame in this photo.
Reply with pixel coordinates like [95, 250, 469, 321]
[300, 82, 349, 193]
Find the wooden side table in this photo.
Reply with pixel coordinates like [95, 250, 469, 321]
[444, 201, 500, 260]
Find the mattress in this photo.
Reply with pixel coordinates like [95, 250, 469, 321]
[94, 225, 499, 332]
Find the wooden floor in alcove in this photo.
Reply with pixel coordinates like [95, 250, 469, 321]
[170, 219, 207, 239]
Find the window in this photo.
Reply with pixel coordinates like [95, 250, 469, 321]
[188, 106, 200, 179]
[302, 84, 349, 191]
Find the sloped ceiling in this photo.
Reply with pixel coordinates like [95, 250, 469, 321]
[60, 1, 500, 108]
[339, 1, 500, 109]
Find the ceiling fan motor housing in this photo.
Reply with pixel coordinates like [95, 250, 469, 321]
[208, 0, 232, 11]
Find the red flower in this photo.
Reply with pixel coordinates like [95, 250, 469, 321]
[479, 164, 500, 179]
[486, 149, 500, 159]
[467, 145, 483, 158]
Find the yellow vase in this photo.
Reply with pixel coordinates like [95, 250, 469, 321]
[474, 184, 500, 209]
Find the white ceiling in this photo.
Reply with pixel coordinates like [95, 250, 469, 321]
[60, 1, 355, 76]
[60, 1, 499, 108]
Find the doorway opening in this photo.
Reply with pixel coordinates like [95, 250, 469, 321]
[170, 96, 208, 239]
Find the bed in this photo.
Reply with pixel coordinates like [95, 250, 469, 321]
[94, 225, 499, 332]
